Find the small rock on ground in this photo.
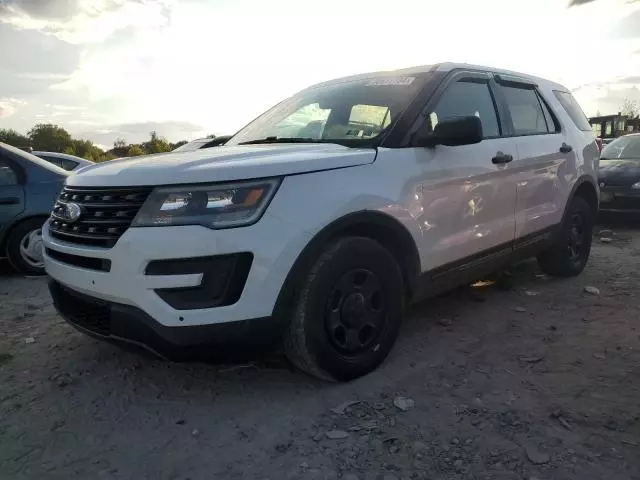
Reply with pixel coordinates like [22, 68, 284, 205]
[393, 396, 415, 412]
[325, 430, 349, 440]
[584, 286, 601, 295]
[330, 400, 360, 415]
[524, 442, 550, 465]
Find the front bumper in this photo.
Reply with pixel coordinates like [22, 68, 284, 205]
[43, 214, 311, 330]
[49, 280, 283, 360]
[599, 188, 640, 212]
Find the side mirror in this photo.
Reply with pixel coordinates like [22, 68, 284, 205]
[417, 116, 483, 148]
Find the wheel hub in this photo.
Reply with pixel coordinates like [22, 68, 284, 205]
[325, 269, 386, 354]
[19, 228, 44, 269]
[341, 292, 366, 327]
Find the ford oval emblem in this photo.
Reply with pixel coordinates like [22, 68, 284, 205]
[65, 203, 83, 223]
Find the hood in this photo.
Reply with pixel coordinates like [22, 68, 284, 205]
[598, 158, 640, 187]
[67, 144, 376, 187]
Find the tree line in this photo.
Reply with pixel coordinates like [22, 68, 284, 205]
[0, 124, 191, 162]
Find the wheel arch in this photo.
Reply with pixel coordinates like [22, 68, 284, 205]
[273, 211, 421, 319]
[564, 176, 599, 222]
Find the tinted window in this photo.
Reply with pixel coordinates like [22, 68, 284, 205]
[539, 95, 559, 133]
[502, 86, 549, 135]
[429, 80, 500, 138]
[60, 158, 79, 170]
[553, 91, 592, 131]
[0, 159, 18, 186]
[601, 135, 640, 159]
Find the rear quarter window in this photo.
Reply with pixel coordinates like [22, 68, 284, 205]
[553, 91, 592, 132]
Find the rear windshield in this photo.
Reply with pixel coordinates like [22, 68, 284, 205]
[553, 91, 592, 131]
[601, 135, 640, 159]
[1, 143, 70, 175]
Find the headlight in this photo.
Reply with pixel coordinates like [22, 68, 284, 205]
[132, 178, 281, 229]
[632, 182, 640, 189]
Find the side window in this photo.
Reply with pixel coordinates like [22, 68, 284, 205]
[553, 90, 592, 132]
[539, 95, 559, 133]
[429, 80, 500, 138]
[0, 159, 18, 186]
[61, 159, 78, 170]
[501, 85, 550, 135]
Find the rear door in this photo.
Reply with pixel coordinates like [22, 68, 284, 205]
[0, 155, 25, 236]
[495, 76, 574, 240]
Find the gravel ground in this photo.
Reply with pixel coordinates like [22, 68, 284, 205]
[1, 224, 640, 480]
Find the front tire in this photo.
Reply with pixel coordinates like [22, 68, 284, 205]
[6, 218, 47, 276]
[284, 237, 405, 381]
[537, 196, 594, 277]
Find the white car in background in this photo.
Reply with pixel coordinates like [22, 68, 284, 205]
[33, 152, 94, 172]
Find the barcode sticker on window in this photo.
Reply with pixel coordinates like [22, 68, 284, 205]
[365, 77, 415, 87]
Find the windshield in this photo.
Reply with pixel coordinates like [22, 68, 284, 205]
[1, 142, 70, 175]
[601, 135, 640, 159]
[226, 74, 429, 147]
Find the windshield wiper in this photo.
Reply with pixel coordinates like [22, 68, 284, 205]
[238, 137, 327, 145]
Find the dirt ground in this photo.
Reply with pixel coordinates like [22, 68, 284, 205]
[2, 222, 640, 480]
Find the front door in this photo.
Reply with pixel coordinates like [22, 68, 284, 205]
[0, 158, 25, 237]
[413, 73, 518, 271]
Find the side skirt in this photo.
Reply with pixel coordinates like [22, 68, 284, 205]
[411, 226, 558, 303]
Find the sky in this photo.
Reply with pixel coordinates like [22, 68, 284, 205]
[0, 0, 639, 148]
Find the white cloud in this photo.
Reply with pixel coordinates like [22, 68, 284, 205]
[0, 0, 174, 44]
[0, 97, 26, 118]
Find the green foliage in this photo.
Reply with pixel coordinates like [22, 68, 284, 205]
[28, 124, 73, 152]
[1, 124, 189, 163]
[126, 145, 146, 157]
[142, 131, 172, 154]
[0, 128, 30, 147]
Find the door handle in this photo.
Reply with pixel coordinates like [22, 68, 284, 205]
[492, 152, 513, 164]
[0, 197, 20, 205]
[560, 143, 573, 153]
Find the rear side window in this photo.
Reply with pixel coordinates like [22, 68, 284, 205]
[0, 159, 18, 186]
[429, 80, 500, 138]
[553, 91, 592, 131]
[60, 159, 79, 170]
[501, 85, 554, 135]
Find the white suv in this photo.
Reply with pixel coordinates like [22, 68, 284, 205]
[44, 63, 599, 381]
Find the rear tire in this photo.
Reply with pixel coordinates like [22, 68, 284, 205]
[537, 196, 593, 277]
[6, 218, 47, 276]
[284, 237, 405, 381]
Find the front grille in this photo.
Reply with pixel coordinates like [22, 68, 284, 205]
[50, 281, 111, 335]
[49, 186, 152, 248]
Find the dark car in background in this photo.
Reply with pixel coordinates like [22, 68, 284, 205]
[33, 151, 94, 171]
[598, 134, 640, 212]
[0, 143, 68, 274]
[171, 135, 232, 152]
